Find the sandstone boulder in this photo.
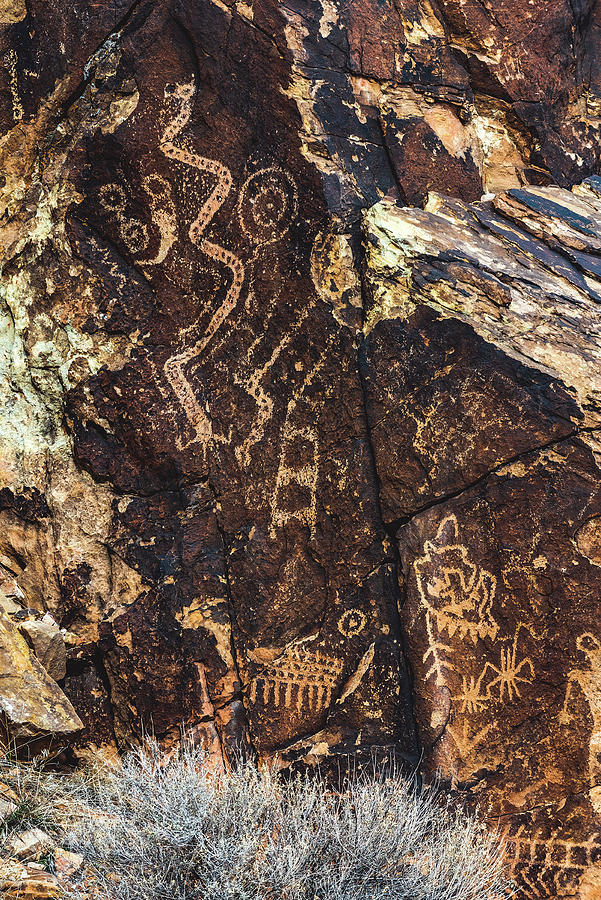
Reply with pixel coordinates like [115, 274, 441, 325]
[17, 616, 67, 682]
[0, 613, 82, 738]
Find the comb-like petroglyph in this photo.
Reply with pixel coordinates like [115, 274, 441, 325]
[249, 645, 344, 714]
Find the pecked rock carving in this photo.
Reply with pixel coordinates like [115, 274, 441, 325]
[362, 178, 601, 898]
[1, 0, 601, 895]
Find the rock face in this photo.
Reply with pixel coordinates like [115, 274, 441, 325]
[363, 180, 601, 899]
[0, 0, 601, 895]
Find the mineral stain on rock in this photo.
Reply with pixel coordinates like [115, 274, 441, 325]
[0, 0, 600, 896]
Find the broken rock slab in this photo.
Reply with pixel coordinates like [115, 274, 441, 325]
[361, 178, 601, 899]
[0, 613, 82, 739]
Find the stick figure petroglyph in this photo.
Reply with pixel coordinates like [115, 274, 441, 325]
[560, 632, 601, 813]
[484, 624, 535, 703]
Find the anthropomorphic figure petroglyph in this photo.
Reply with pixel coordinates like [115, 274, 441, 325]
[560, 632, 601, 812]
[413, 515, 499, 686]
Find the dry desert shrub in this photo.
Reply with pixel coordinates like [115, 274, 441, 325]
[48, 743, 514, 900]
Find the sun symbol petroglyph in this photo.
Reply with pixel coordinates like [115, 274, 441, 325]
[560, 632, 601, 813]
[484, 625, 535, 703]
[414, 515, 499, 686]
[249, 646, 343, 713]
[338, 609, 367, 638]
[237, 167, 298, 246]
[159, 77, 245, 448]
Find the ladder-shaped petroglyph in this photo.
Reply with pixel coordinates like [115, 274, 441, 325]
[160, 78, 245, 447]
[560, 632, 601, 813]
[269, 339, 334, 538]
[250, 645, 344, 713]
[413, 515, 499, 686]
[506, 827, 601, 898]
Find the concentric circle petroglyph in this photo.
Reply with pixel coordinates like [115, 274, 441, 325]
[338, 609, 367, 637]
[238, 167, 298, 245]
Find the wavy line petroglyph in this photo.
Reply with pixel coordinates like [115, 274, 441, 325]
[160, 78, 245, 447]
[6, 50, 23, 122]
[234, 299, 314, 468]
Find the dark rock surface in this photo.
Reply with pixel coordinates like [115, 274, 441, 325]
[1, 1, 601, 895]
[363, 180, 601, 898]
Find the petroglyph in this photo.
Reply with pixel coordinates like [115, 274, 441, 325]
[485, 625, 534, 703]
[160, 78, 245, 447]
[6, 50, 23, 122]
[455, 669, 490, 714]
[269, 340, 333, 537]
[0, 0, 26, 24]
[237, 167, 298, 246]
[560, 632, 601, 813]
[99, 183, 150, 256]
[249, 646, 343, 713]
[413, 515, 499, 685]
[447, 719, 492, 758]
[234, 300, 314, 468]
[506, 828, 601, 899]
[137, 174, 178, 266]
[270, 417, 319, 537]
[338, 609, 367, 638]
